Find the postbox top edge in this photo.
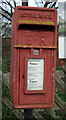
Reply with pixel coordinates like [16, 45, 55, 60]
[15, 6, 57, 12]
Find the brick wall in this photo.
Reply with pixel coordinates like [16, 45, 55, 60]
[56, 58, 65, 67]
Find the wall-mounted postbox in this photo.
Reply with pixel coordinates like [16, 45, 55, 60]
[10, 6, 57, 109]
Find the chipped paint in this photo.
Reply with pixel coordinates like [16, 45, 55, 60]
[19, 20, 55, 25]
[14, 45, 57, 49]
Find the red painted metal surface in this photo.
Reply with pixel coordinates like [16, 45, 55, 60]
[10, 6, 57, 109]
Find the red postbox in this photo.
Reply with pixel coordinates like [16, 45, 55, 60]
[10, 6, 57, 109]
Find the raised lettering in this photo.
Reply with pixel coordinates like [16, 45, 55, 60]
[20, 12, 52, 19]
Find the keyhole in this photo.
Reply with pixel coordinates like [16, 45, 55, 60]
[22, 75, 24, 78]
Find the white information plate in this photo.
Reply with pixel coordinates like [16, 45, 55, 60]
[27, 58, 44, 90]
[58, 36, 66, 58]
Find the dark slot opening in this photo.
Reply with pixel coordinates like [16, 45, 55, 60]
[18, 24, 55, 31]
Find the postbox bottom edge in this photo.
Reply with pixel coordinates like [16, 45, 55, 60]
[13, 103, 54, 109]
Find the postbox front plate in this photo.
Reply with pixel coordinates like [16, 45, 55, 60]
[16, 48, 56, 108]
